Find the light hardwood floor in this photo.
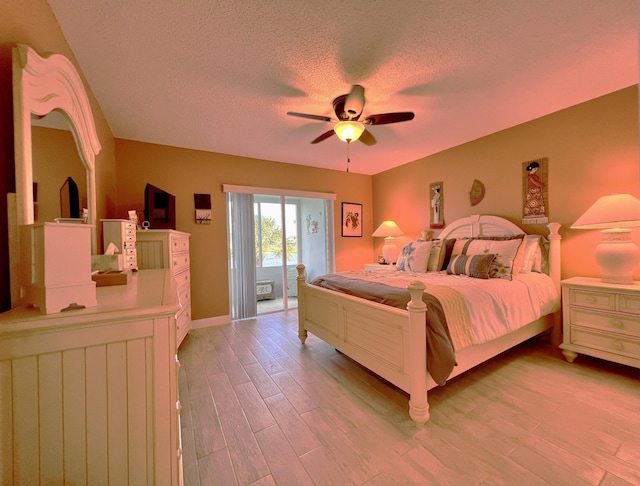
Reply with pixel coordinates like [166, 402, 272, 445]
[178, 311, 640, 485]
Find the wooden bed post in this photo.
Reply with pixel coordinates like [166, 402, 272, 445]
[296, 264, 308, 344]
[407, 280, 429, 428]
[547, 222, 562, 296]
[547, 222, 562, 345]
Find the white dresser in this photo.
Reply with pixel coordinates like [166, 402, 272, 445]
[0, 270, 183, 485]
[102, 219, 138, 270]
[560, 277, 640, 369]
[137, 230, 191, 345]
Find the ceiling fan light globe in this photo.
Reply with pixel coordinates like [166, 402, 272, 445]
[334, 121, 365, 142]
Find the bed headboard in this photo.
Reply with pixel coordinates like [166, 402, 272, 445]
[439, 215, 562, 295]
[439, 214, 524, 239]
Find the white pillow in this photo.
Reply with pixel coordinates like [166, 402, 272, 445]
[521, 236, 543, 273]
[465, 238, 523, 280]
[396, 240, 432, 273]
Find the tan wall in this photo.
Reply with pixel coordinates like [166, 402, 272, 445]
[1, 0, 118, 233]
[113, 140, 373, 319]
[373, 86, 640, 281]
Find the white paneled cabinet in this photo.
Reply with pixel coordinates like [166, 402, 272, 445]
[0, 269, 183, 485]
[137, 230, 191, 345]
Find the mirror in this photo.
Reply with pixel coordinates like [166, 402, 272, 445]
[8, 44, 101, 306]
[31, 112, 86, 223]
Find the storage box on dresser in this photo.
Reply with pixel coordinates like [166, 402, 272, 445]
[101, 219, 138, 270]
[561, 277, 640, 369]
[137, 230, 191, 345]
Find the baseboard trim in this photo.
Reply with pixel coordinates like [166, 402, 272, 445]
[192, 315, 231, 329]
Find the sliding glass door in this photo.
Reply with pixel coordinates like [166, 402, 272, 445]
[225, 186, 334, 320]
[254, 196, 297, 313]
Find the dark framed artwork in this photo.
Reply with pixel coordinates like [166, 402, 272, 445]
[342, 202, 362, 237]
[430, 182, 444, 229]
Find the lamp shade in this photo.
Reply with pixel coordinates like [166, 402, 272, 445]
[571, 194, 640, 229]
[372, 220, 404, 237]
[334, 121, 365, 142]
[572, 194, 640, 284]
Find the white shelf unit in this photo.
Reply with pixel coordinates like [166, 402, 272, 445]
[102, 219, 138, 270]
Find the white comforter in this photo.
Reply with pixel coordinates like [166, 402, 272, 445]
[337, 269, 560, 345]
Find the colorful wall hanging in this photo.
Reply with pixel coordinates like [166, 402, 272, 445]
[522, 158, 549, 224]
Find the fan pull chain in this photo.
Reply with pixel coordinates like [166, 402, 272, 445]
[346, 140, 351, 172]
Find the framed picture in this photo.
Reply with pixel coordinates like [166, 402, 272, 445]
[342, 202, 362, 237]
[430, 182, 444, 229]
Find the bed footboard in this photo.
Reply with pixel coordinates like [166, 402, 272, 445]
[296, 264, 430, 428]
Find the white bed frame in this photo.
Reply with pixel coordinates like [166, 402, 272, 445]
[296, 215, 561, 428]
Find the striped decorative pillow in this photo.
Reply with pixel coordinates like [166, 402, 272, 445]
[446, 254, 496, 279]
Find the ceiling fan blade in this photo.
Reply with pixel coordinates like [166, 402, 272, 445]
[344, 84, 365, 120]
[287, 112, 332, 122]
[364, 112, 415, 125]
[332, 94, 348, 120]
[311, 130, 336, 144]
[358, 129, 377, 146]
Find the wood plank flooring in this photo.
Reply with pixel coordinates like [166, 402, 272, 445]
[178, 311, 640, 485]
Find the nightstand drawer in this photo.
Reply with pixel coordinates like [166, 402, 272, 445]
[570, 328, 640, 359]
[569, 288, 615, 311]
[619, 294, 640, 316]
[570, 308, 640, 338]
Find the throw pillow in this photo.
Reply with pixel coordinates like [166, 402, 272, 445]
[446, 254, 496, 279]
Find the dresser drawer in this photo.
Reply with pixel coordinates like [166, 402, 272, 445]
[171, 235, 189, 252]
[175, 269, 190, 289]
[570, 308, 640, 338]
[177, 305, 191, 340]
[568, 288, 615, 311]
[172, 253, 190, 275]
[178, 281, 191, 308]
[570, 327, 640, 360]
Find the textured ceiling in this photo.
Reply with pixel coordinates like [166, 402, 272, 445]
[47, 0, 638, 175]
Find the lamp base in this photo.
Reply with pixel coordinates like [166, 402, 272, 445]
[596, 229, 640, 284]
[381, 239, 398, 265]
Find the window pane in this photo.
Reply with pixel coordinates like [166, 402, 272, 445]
[259, 202, 282, 267]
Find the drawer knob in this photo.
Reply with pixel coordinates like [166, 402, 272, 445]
[611, 341, 624, 351]
[586, 296, 596, 303]
[611, 319, 624, 329]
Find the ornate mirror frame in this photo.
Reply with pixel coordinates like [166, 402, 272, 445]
[9, 45, 101, 304]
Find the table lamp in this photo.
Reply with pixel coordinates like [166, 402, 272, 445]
[571, 193, 640, 284]
[372, 220, 404, 264]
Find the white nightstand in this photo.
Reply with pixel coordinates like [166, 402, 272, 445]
[364, 263, 395, 271]
[560, 277, 640, 369]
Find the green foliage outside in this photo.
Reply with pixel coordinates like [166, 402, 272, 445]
[256, 216, 297, 266]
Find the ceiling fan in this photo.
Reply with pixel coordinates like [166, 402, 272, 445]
[286, 85, 415, 146]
